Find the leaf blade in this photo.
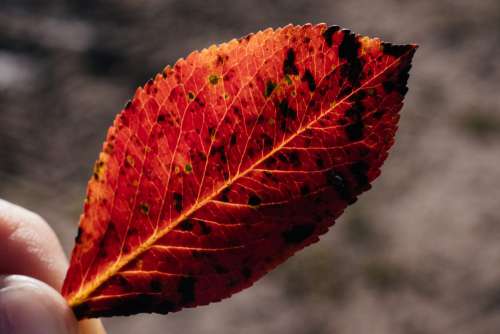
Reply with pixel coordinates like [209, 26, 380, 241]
[63, 23, 416, 318]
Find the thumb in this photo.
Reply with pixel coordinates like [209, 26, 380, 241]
[0, 275, 77, 334]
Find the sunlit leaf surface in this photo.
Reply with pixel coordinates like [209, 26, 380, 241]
[62, 23, 416, 318]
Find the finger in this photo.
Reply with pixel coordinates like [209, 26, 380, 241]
[0, 200, 106, 334]
[0, 199, 67, 289]
[78, 319, 107, 334]
[0, 275, 77, 334]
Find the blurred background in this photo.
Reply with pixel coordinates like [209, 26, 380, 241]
[1, 0, 500, 333]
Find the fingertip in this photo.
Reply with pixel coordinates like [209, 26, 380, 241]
[0, 199, 68, 289]
[0, 275, 78, 334]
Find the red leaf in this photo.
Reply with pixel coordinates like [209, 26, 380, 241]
[62, 24, 416, 318]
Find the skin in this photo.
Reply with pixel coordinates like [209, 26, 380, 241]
[0, 199, 106, 334]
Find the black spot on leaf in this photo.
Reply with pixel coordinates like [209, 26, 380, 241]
[173, 193, 183, 212]
[382, 43, 413, 57]
[383, 81, 395, 92]
[300, 184, 310, 196]
[345, 101, 365, 141]
[214, 264, 229, 274]
[350, 161, 370, 191]
[339, 31, 359, 62]
[75, 227, 83, 244]
[326, 170, 355, 204]
[283, 48, 298, 75]
[322, 25, 340, 47]
[265, 156, 277, 168]
[264, 80, 277, 97]
[150, 279, 162, 292]
[156, 300, 177, 314]
[278, 100, 297, 119]
[177, 277, 196, 304]
[282, 224, 315, 244]
[262, 134, 273, 149]
[346, 123, 364, 141]
[220, 187, 231, 202]
[248, 195, 262, 206]
[127, 227, 138, 237]
[301, 69, 316, 91]
[352, 90, 367, 102]
[278, 100, 297, 132]
[288, 151, 301, 167]
[241, 267, 252, 279]
[339, 31, 362, 85]
[179, 220, 194, 231]
[198, 221, 211, 235]
[211, 146, 227, 163]
[230, 133, 237, 145]
[373, 111, 384, 120]
[124, 100, 132, 110]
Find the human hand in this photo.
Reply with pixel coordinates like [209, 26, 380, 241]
[0, 199, 106, 334]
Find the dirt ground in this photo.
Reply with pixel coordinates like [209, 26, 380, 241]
[1, 1, 500, 333]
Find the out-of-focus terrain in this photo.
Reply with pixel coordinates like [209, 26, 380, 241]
[1, 1, 500, 333]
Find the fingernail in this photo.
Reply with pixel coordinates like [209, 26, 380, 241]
[0, 275, 77, 334]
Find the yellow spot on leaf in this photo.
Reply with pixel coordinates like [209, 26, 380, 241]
[208, 74, 220, 85]
[126, 155, 135, 167]
[139, 203, 150, 215]
[359, 36, 381, 55]
[93, 158, 106, 181]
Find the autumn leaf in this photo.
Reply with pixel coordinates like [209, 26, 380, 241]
[62, 23, 416, 319]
